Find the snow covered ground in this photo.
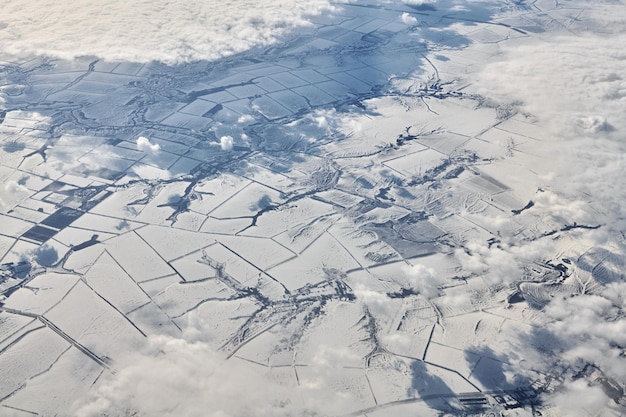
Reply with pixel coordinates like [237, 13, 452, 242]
[0, 0, 625, 416]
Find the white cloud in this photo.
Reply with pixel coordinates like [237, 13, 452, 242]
[4, 180, 28, 195]
[219, 135, 234, 151]
[462, 5, 626, 329]
[402, 0, 435, 5]
[381, 332, 412, 352]
[314, 115, 329, 129]
[472, 32, 626, 140]
[549, 379, 612, 417]
[454, 238, 553, 287]
[0, 0, 335, 64]
[72, 333, 355, 417]
[602, 282, 626, 310]
[469, 11, 626, 238]
[401, 12, 418, 25]
[1, 110, 50, 129]
[531, 189, 594, 225]
[456, 35, 626, 402]
[237, 114, 255, 124]
[545, 292, 626, 379]
[72, 335, 282, 417]
[576, 115, 612, 134]
[402, 263, 443, 298]
[354, 285, 396, 319]
[437, 292, 472, 311]
[305, 345, 363, 391]
[132, 164, 171, 180]
[0, 180, 30, 212]
[136, 136, 161, 154]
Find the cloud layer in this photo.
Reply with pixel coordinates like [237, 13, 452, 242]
[72, 335, 287, 417]
[0, 0, 335, 64]
[465, 2, 626, 412]
[468, 1, 626, 251]
[72, 332, 358, 417]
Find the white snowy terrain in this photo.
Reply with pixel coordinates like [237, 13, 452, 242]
[0, 0, 625, 416]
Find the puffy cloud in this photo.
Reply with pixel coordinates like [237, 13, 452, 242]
[314, 115, 329, 129]
[305, 345, 363, 391]
[545, 293, 626, 379]
[136, 136, 161, 154]
[455, 245, 515, 287]
[73, 335, 284, 417]
[602, 282, 626, 311]
[0, 180, 30, 212]
[437, 291, 472, 311]
[548, 379, 613, 417]
[401, 12, 418, 25]
[576, 115, 613, 134]
[457, 8, 626, 352]
[402, 263, 444, 298]
[0, 0, 335, 64]
[237, 114, 255, 124]
[531, 189, 592, 224]
[4, 180, 28, 195]
[472, 33, 626, 137]
[354, 284, 396, 319]
[469, 10, 626, 237]
[219, 135, 234, 151]
[72, 332, 355, 417]
[455, 24, 626, 409]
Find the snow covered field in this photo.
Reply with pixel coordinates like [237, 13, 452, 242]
[0, 0, 625, 416]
